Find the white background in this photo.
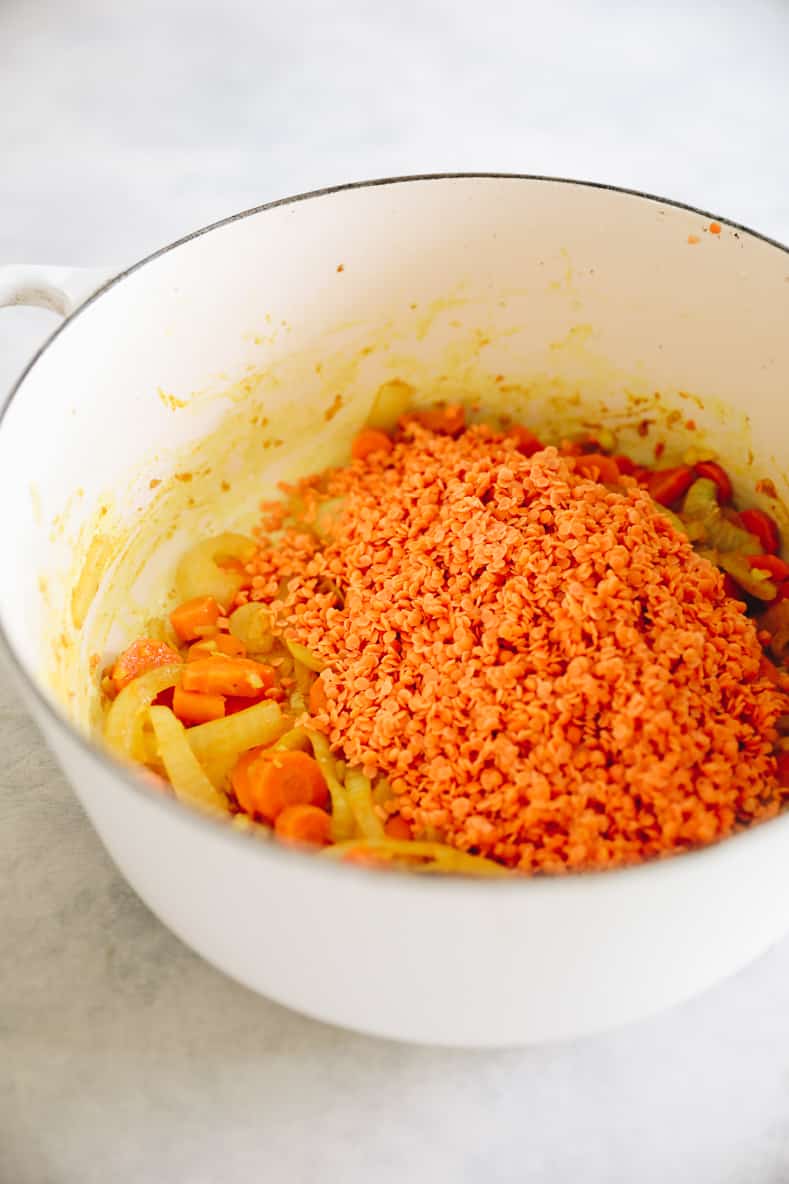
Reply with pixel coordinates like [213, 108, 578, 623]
[2, 2, 789, 1181]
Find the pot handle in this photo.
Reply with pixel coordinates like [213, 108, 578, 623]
[0, 264, 118, 317]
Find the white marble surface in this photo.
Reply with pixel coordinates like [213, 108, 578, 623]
[3, 2, 789, 1181]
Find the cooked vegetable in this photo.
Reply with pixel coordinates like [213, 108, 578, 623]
[647, 465, 695, 506]
[384, 814, 413, 840]
[105, 664, 182, 760]
[170, 595, 222, 642]
[274, 803, 332, 846]
[325, 838, 509, 876]
[284, 639, 326, 673]
[713, 552, 777, 600]
[572, 454, 621, 484]
[745, 554, 789, 583]
[405, 404, 466, 436]
[188, 634, 246, 661]
[308, 678, 328, 715]
[613, 454, 638, 475]
[345, 770, 385, 839]
[722, 573, 745, 600]
[103, 407, 789, 876]
[172, 686, 226, 725]
[351, 428, 394, 461]
[186, 700, 290, 787]
[305, 728, 356, 841]
[231, 748, 329, 821]
[111, 639, 181, 693]
[149, 705, 229, 814]
[175, 534, 256, 611]
[506, 425, 543, 456]
[273, 727, 313, 752]
[228, 602, 274, 655]
[653, 503, 689, 535]
[695, 460, 733, 503]
[181, 656, 274, 698]
[739, 508, 780, 555]
[367, 379, 414, 431]
[682, 479, 761, 553]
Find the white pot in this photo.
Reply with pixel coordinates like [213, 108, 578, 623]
[2, 175, 789, 1047]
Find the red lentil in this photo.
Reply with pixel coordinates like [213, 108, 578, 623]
[239, 424, 787, 872]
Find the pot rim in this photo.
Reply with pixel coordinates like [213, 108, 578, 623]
[3, 170, 789, 895]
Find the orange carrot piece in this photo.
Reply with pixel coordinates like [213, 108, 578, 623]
[694, 460, 732, 503]
[384, 814, 413, 840]
[506, 425, 543, 457]
[231, 749, 329, 821]
[172, 685, 226, 725]
[646, 465, 695, 506]
[181, 656, 274, 698]
[613, 454, 638, 476]
[274, 803, 332, 846]
[709, 222, 722, 235]
[746, 554, 789, 582]
[170, 595, 222, 642]
[187, 633, 247, 661]
[112, 638, 181, 692]
[229, 747, 263, 804]
[308, 678, 328, 715]
[722, 573, 746, 601]
[740, 508, 780, 555]
[407, 404, 466, 437]
[352, 428, 394, 461]
[572, 453, 621, 484]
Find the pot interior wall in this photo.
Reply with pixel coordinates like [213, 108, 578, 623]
[1, 177, 788, 729]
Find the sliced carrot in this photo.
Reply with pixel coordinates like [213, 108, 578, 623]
[406, 404, 466, 437]
[274, 803, 332, 846]
[613, 454, 638, 476]
[229, 747, 263, 805]
[384, 814, 413, 840]
[506, 425, 543, 457]
[187, 633, 247, 661]
[351, 428, 394, 461]
[646, 465, 695, 506]
[172, 685, 226, 725]
[740, 508, 780, 555]
[746, 554, 789, 582]
[572, 454, 620, 484]
[694, 460, 732, 503]
[181, 656, 274, 698]
[170, 595, 222, 642]
[709, 222, 722, 235]
[231, 749, 329, 821]
[112, 638, 181, 692]
[722, 573, 746, 601]
[308, 678, 328, 715]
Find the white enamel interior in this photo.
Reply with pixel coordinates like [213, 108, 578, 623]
[2, 176, 789, 1046]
